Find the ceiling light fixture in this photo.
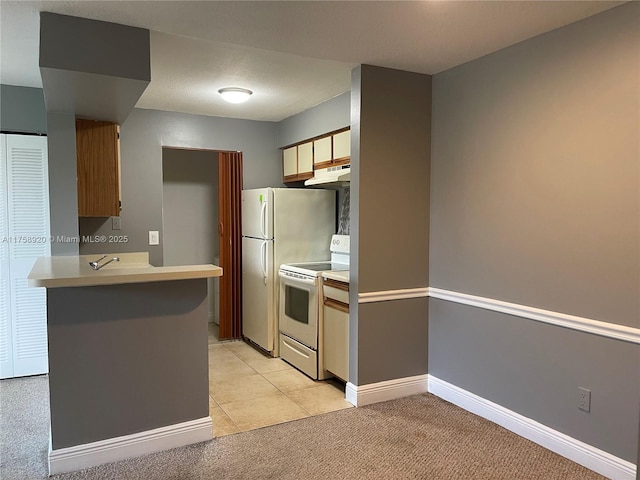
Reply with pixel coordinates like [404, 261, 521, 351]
[218, 87, 253, 104]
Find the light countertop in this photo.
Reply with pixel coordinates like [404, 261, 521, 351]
[28, 252, 222, 288]
[321, 270, 349, 283]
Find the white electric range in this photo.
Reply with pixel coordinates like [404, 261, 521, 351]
[278, 234, 349, 379]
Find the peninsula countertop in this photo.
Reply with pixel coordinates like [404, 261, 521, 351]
[28, 252, 222, 288]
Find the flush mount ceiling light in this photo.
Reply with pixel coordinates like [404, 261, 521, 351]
[218, 87, 253, 104]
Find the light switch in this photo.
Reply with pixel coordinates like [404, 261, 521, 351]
[148, 230, 159, 246]
[112, 216, 121, 230]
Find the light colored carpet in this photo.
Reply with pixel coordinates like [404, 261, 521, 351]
[1, 375, 604, 479]
[0, 375, 50, 480]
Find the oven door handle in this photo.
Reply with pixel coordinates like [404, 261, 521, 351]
[261, 240, 268, 285]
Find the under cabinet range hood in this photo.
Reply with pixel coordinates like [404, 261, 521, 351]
[304, 164, 351, 186]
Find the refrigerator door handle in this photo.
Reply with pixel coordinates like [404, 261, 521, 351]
[260, 201, 267, 239]
[261, 240, 268, 285]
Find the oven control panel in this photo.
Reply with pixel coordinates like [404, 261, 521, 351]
[330, 234, 350, 254]
[279, 269, 318, 283]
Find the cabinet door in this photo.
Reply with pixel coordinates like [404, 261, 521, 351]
[76, 119, 120, 217]
[297, 141, 313, 174]
[1, 134, 50, 379]
[323, 301, 349, 382]
[313, 136, 332, 168]
[283, 146, 298, 179]
[332, 130, 350, 162]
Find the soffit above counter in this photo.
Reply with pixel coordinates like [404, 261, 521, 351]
[39, 12, 150, 124]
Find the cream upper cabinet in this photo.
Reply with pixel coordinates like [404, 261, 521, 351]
[297, 142, 313, 174]
[282, 128, 350, 183]
[283, 146, 297, 178]
[282, 142, 313, 183]
[332, 130, 350, 161]
[313, 136, 332, 167]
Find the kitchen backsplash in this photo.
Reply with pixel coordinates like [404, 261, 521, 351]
[338, 187, 350, 235]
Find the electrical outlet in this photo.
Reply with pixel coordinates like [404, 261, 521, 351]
[578, 387, 591, 412]
[112, 216, 121, 230]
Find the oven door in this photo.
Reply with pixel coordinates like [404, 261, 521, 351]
[278, 270, 318, 349]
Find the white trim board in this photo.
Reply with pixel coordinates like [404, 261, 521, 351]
[358, 287, 429, 303]
[356, 286, 640, 344]
[427, 376, 636, 480]
[346, 374, 428, 406]
[428, 287, 640, 345]
[49, 416, 213, 475]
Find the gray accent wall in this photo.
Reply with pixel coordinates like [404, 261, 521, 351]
[47, 279, 208, 449]
[429, 299, 640, 463]
[46, 112, 79, 255]
[39, 12, 150, 125]
[350, 65, 431, 385]
[162, 148, 219, 266]
[429, 3, 639, 462]
[357, 299, 428, 383]
[162, 148, 220, 320]
[79, 108, 280, 266]
[430, 3, 639, 328]
[277, 91, 350, 148]
[0, 85, 46, 134]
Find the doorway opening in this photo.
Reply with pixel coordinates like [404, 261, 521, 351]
[161, 147, 242, 342]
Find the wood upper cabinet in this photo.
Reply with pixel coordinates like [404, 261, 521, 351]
[75, 119, 121, 217]
[282, 142, 313, 183]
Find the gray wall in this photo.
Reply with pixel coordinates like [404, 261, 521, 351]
[47, 279, 208, 449]
[162, 148, 219, 266]
[46, 112, 79, 255]
[429, 300, 640, 463]
[430, 3, 639, 328]
[39, 12, 150, 125]
[162, 148, 220, 320]
[277, 91, 350, 147]
[80, 108, 280, 266]
[429, 3, 639, 462]
[39, 12, 149, 81]
[0, 85, 46, 134]
[350, 65, 431, 385]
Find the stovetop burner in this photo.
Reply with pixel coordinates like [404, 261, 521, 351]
[283, 262, 348, 273]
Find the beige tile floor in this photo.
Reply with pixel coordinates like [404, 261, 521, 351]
[207, 323, 353, 437]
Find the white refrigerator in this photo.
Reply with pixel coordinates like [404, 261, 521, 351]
[242, 188, 335, 355]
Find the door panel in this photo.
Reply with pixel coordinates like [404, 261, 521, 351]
[218, 151, 243, 340]
[1, 134, 50, 379]
[0, 135, 13, 378]
[242, 237, 274, 351]
[241, 188, 272, 239]
[279, 276, 318, 349]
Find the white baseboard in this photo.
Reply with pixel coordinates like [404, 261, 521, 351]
[346, 374, 428, 407]
[427, 376, 636, 480]
[49, 416, 213, 475]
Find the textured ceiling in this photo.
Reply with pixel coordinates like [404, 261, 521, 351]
[0, 1, 625, 121]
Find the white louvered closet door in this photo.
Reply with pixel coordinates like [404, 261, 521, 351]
[0, 134, 50, 379]
[0, 135, 12, 377]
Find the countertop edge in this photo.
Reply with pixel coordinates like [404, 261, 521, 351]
[28, 265, 223, 288]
